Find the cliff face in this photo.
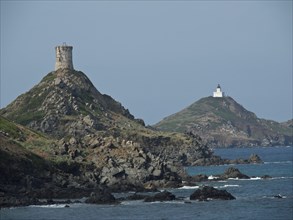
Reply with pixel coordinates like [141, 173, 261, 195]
[0, 69, 214, 193]
[154, 96, 292, 148]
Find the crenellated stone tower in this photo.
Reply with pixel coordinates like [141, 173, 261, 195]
[55, 43, 74, 70]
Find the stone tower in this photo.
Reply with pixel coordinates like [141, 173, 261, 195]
[55, 43, 74, 70]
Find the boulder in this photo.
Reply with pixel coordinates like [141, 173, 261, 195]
[190, 186, 235, 201]
[144, 191, 176, 202]
[152, 169, 162, 177]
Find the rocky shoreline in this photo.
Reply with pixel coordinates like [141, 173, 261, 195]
[0, 166, 270, 208]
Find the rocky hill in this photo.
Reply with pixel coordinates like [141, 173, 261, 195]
[0, 69, 217, 198]
[154, 96, 292, 148]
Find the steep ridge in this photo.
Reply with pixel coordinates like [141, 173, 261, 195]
[154, 96, 292, 147]
[0, 69, 215, 194]
[1, 69, 139, 138]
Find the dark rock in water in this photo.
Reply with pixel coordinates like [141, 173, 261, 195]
[191, 154, 263, 166]
[64, 204, 70, 208]
[144, 191, 176, 202]
[221, 167, 250, 179]
[190, 186, 236, 201]
[126, 193, 149, 201]
[249, 154, 263, 163]
[273, 194, 284, 199]
[85, 190, 116, 204]
[261, 175, 272, 179]
[183, 174, 208, 184]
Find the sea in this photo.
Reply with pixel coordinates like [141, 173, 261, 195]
[1, 146, 292, 220]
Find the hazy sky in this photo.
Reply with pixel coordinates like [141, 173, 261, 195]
[1, 1, 292, 125]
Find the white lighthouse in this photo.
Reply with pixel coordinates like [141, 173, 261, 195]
[55, 43, 74, 71]
[213, 84, 225, 97]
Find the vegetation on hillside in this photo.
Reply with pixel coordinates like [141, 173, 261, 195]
[155, 96, 292, 147]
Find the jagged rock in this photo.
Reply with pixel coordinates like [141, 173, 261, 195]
[190, 186, 235, 201]
[249, 154, 262, 163]
[144, 191, 176, 202]
[220, 167, 250, 179]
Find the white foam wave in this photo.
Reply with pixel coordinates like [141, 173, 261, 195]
[228, 177, 261, 181]
[228, 177, 239, 180]
[272, 176, 293, 180]
[264, 161, 292, 164]
[29, 204, 69, 208]
[121, 200, 143, 205]
[179, 185, 200, 189]
[250, 177, 262, 180]
[220, 184, 240, 188]
[208, 175, 219, 180]
[229, 176, 293, 181]
[147, 201, 185, 205]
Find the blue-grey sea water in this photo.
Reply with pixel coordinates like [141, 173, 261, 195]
[1, 146, 292, 220]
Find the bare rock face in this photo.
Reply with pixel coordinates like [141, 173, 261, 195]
[92, 140, 182, 190]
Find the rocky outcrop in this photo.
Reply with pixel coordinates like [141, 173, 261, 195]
[219, 167, 250, 179]
[248, 154, 262, 163]
[144, 191, 176, 202]
[191, 153, 263, 166]
[190, 186, 235, 201]
[182, 167, 252, 186]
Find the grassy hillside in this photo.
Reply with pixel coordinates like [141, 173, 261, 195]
[155, 96, 292, 147]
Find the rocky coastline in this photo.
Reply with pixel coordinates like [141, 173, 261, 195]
[1, 165, 269, 208]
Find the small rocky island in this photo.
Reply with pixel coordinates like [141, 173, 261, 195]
[154, 85, 292, 148]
